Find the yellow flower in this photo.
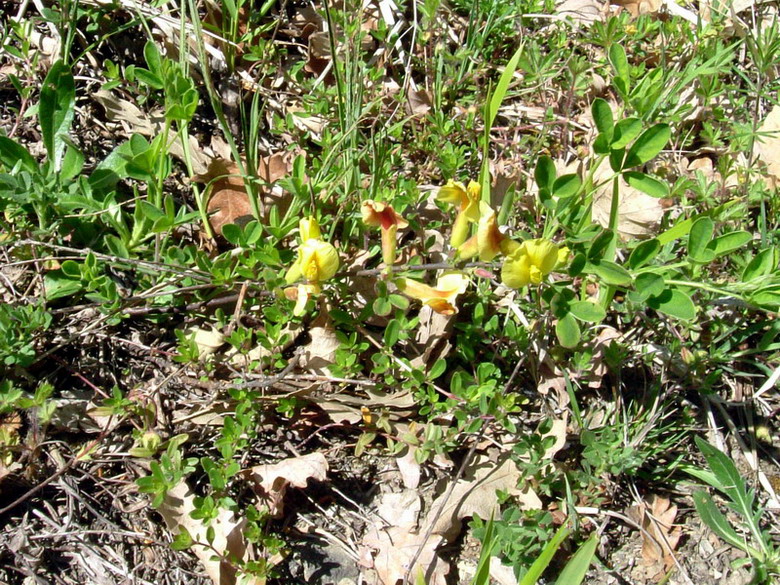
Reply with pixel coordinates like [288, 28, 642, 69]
[437, 180, 481, 248]
[396, 272, 470, 315]
[501, 238, 561, 288]
[361, 200, 408, 270]
[285, 216, 339, 285]
[457, 202, 517, 262]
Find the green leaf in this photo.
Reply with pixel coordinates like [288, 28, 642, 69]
[609, 43, 630, 96]
[0, 136, 37, 173]
[470, 515, 498, 585]
[39, 61, 75, 171]
[588, 260, 633, 286]
[373, 296, 392, 316]
[624, 124, 671, 168]
[743, 248, 778, 281]
[591, 98, 614, 138]
[628, 238, 661, 269]
[631, 272, 665, 302]
[556, 312, 581, 348]
[553, 534, 598, 585]
[623, 171, 670, 198]
[611, 118, 643, 149]
[428, 358, 447, 380]
[60, 145, 84, 182]
[569, 300, 606, 323]
[692, 490, 749, 552]
[384, 319, 401, 347]
[143, 41, 164, 78]
[486, 43, 524, 130]
[688, 217, 715, 262]
[750, 286, 780, 309]
[553, 174, 581, 199]
[588, 229, 616, 261]
[647, 288, 695, 320]
[43, 270, 82, 300]
[707, 231, 752, 257]
[519, 524, 571, 585]
[535, 156, 556, 192]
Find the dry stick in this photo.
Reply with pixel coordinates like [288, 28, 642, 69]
[402, 352, 529, 585]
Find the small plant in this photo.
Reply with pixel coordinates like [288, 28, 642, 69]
[688, 436, 780, 584]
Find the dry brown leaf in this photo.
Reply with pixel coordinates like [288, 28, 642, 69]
[360, 491, 450, 585]
[591, 157, 666, 239]
[300, 312, 340, 375]
[429, 453, 536, 541]
[556, 0, 609, 26]
[244, 452, 328, 517]
[753, 105, 780, 189]
[158, 481, 263, 585]
[611, 0, 662, 16]
[195, 159, 254, 236]
[626, 494, 682, 582]
[361, 454, 538, 585]
[585, 326, 622, 388]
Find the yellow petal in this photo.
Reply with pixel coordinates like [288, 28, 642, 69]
[475, 204, 503, 261]
[284, 258, 303, 284]
[362, 200, 408, 229]
[425, 298, 457, 315]
[299, 216, 321, 241]
[502, 251, 532, 288]
[396, 272, 469, 313]
[524, 239, 559, 276]
[451, 212, 471, 248]
[297, 239, 339, 283]
[437, 180, 468, 205]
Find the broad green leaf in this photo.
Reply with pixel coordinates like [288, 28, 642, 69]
[628, 238, 661, 269]
[0, 136, 37, 173]
[44, 270, 82, 300]
[553, 534, 598, 585]
[588, 229, 616, 261]
[609, 147, 625, 172]
[688, 217, 715, 262]
[631, 272, 665, 302]
[692, 490, 749, 552]
[143, 41, 163, 78]
[611, 117, 642, 149]
[60, 145, 84, 182]
[624, 171, 670, 198]
[750, 286, 780, 309]
[609, 44, 630, 96]
[553, 173, 581, 199]
[707, 231, 752, 257]
[535, 156, 556, 192]
[743, 248, 778, 281]
[570, 300, 606, 323]
[384, 319, 401, 347]
[624, 124, 671, 168]
[591, 98, 614, 137]
[588, 260, 633, 286]
[556, 312, 581, 348]
[647, 288, 695, 320]
[39, 61, 75, 171]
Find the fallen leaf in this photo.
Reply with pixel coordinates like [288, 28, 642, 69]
[360, 491, 450, 585]
[360, 453, 539, 585]
[612, 0, 662, 16]
[300, 312, 341, 375]
[195, 159, 254, 236]
[626, 494, 682, 582]
[396, 445, 421, 489]
[244, 452, 328, 517]
[183, 326, 225, 358]
[557, 0, 609, 26]
[585, 326, 623, 388]
[429, 454, 534, 540]
[754, 105, 780, 189]
[158, 481, 263, 585]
